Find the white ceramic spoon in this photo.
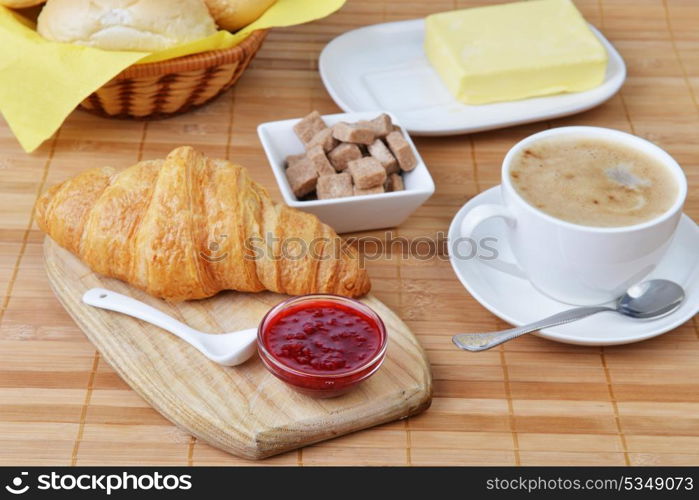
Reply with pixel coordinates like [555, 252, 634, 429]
[82, 288, 258, 366]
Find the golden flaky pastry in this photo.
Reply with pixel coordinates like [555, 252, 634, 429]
[36, 146, 371, 301]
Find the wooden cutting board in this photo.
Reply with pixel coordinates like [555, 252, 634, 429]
[43, 238, 432, 460]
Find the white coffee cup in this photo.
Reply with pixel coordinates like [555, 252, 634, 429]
[460, 126, 687, 305]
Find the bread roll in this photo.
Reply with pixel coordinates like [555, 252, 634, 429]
[204, 0, 276, 32]
[0, 0, 46, 8]
[37, 0, 218, 52]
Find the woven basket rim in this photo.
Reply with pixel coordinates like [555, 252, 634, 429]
[116, 29, 268, 80]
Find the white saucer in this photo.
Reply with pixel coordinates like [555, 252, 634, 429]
[447, 186, 699, 346]
[319, 19, 626, 136]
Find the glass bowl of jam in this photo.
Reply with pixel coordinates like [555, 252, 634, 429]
[257, 294, 387, 398]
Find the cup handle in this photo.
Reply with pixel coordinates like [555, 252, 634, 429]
[460, 203, 516, 238]
[459, 203, 527, 280]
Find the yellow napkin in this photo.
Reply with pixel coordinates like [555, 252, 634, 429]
[0, 0, 346, 153]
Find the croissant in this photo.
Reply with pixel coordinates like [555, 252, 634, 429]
[36, 146, 371, 301]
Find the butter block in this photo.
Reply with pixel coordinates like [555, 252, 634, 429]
[424, 0, 608, 105]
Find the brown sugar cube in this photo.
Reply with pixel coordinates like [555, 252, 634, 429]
[332, 122, 376, 145]
[386, 130, 417, 172]
[299, 192, 318, 201]
[347, 157, 387, 189]
[285, 153, 305, 169]
[328, 143, 362, 171]
[316, 173, 353, 200]
[353, 185, 385, 196]
[385, 173, 405, 192]
[306, 145, 335, 176]
[286, 158, 318, 198]
[306, 127, 338, 152]
[293, 111, 327, 145]
[358, 113, 393, 137]
[368, 139, 399, 175]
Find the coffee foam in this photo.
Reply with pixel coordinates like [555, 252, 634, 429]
[510, 137, 678, 227]
[605, 164, 650, 189]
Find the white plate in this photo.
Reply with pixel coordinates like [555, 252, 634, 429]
[447, 186, 699, 346]
[319, 19, 626, 136]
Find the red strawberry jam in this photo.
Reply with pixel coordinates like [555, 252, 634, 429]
[257, 295, 387, 398]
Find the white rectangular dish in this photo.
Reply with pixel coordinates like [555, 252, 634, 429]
[319, 19, 626, 136]
[257, 111, 435, 234]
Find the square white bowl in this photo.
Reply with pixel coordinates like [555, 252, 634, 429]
[257, 111, 435, 234]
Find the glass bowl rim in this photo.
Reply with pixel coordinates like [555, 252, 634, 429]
[257, 293, 388, 379]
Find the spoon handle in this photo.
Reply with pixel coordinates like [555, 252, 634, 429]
[82, 288, 205, 348]
[452, 306, 613, 352]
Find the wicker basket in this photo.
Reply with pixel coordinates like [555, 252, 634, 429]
[80, 30, 268, 119]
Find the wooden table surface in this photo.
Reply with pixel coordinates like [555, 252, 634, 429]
[1, 0, 698, 466]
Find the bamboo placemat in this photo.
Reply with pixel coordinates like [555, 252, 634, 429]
[1, 0, 698, 466]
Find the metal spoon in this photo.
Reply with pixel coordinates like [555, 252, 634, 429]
[82, 288, 257, 366]
[452, 279, 685, 352]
